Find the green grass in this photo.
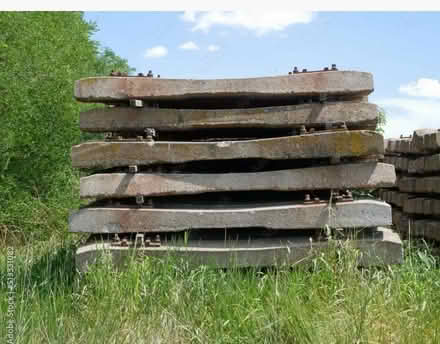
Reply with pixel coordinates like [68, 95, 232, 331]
[1, 236, 440, 344]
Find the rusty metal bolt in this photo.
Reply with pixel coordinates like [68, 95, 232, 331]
[147, 70, 153, 77]
[138, 73, 144, 77]
[145, 128, 156, 141]
[300, 125, 307, 135]
[304, 194, 311, 203]
[129, 165, 138, 173]
[135, 233, 145, 248]
[331, 64, 337, 71]
[323, 67, 329, 71]
[293, 66, 299, 73]
[136, 194, 144, 205]
[302, 68, 307, 72]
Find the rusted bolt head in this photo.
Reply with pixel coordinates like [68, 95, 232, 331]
[138, 73, 144, 77]
[331, 64, 337, 70]
[293, 66, 299, 73]
[144, 128, 156, 138]
[147, 70, 153, 77]
[136, 194, 144, 205]
[302, 68, 307, 72]
[324, 67, 329, 71]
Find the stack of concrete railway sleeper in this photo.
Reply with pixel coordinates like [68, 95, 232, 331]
[381, 129, 440, 241]
[69, 66, 402, 271]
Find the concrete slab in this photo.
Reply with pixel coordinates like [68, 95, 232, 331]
[71, 130, 384, 169]
[69, 200, 392, 233]
[79, 102, 379, 132]
[424, 154, 440, 173]
[412, 129, 436, 153]
[80, 162, 396, 199]
[398, 177, 417, 193]
[425, 131, 440, 152]
[74, 227, 402, 272]
[74, 71, 374, 103]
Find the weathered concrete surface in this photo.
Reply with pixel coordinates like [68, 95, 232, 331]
[71, 130, 384, 169]
[68, 200, 392, 233]
[80, 162, 396, 199]
[79, 102, 379, 132]
[74, 71, 374, 102]
[413, 129, 437, 153]
[425, 131, 440, 151]
[424, 154, 440, 173]
[397, 177, 417, 193]
[75, 227, 402, 272]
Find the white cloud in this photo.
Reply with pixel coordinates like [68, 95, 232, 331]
[375, 97, 440, 138]
[180, 10, 313, 36]
[179, 41, 199, 50]
[207, 44, 220, 52]
[399, 78, 440, 98]
[144, 45, 168, 58]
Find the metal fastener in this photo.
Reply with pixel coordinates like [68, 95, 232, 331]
[302, 68, 307, 72]
[300, 125, 307, 135]
[137, 73, 144, 77]
[323, 67, 329, 71]
[293, 66, 299, 73]
[129, 165, 138, 173]
[145, 128, 156, 141]
[135, 234, 145, 248]
[147, 70, 153, 77]
[136, 194, 144, 205]
[331, 64, 337, 71]
[304, 194, 312, 204]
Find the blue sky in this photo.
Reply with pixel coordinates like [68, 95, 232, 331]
[84, 11, 440, 138]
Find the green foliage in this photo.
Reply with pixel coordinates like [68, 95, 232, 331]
[376, 106, 387, 135]
[0, 12, 134, 240]
[1, 240, 440, 343]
